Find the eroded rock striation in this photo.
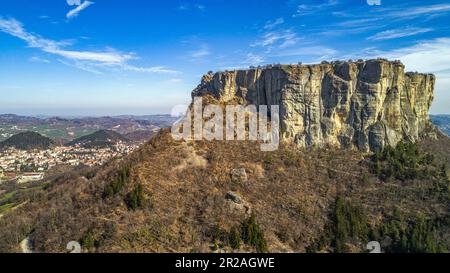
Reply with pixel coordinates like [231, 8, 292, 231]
[192, 59, 435, 152]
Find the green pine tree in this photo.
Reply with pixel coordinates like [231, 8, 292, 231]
[229, 227, 242, 250]
[126, 182, 146, 210]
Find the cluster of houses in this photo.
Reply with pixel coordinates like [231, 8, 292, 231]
[0, 143, 138, 184]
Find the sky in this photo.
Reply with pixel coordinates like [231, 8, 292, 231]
[0, 0, 449, 116]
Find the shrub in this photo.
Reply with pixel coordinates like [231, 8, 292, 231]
[80, 230, 96, 250]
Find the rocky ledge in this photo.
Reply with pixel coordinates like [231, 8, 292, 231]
[192, 59, 435, 152]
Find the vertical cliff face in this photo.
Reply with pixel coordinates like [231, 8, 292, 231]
[192, 59, 435, 152]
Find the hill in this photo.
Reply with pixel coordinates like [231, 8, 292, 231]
[66, 130, 129, 149]
[0, 131, 55, 151]
[123, 130, 155, 143]
[0, 114, 177, 142]
[0, 127, 449, 253]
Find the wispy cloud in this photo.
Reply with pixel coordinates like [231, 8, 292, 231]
[197, 5, 206, 11]
[49, 48, 133, 64]
[0, 17, 179, 74]
[246, 12, 340, 66]
[264, 18, 284, 30]
[251, 29, 300, 51]
[122, 65, 178, 74]
[319, 25, 380, 38]
[293, 0, 339, 17]
[66, 1, 94, 19]
[177, 5, 189, 11]
[177, 3, 206, 12]
[333, 3, 450, 25]
[315, 3, 449, 38]
[189, 44, 211, 59]
[386, 4, 450, 19]
[245, 53, 265, 65]
[340, 38, 450, 75]
[336, 18, 380, 28]
[373, 38, 450, 74]
[29, 56, 50, 63]
[356, 37, 450, 113]
[220, 53, 266, 71]
[368, 27, 433, 41]
[273, 46, 338, 59]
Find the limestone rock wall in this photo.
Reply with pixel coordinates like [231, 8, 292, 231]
[192, 59, 435, 152]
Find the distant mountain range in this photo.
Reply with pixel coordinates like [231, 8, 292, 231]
[0, 114, 177, 142]
[430, 115, 450, 136]
[66, 130, 129, 149]
[0, 131, 55, 151]
[0, 129, 134, 151]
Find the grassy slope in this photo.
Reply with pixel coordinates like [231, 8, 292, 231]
[0, 129, 448, 253]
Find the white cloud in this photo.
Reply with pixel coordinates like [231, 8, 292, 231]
[334, 3, 450, 25]
[387, 4, 450, 19]
[29, 56, 50, 63]
[293, 0, 339, 17]
[177, 5, 189, 10]
[177, 4, 206, 12]
[220, 53, 266, 70]
[264, 18, 284, 30]
[66, 1, 94, 19]
[58, 59, 103, 74]
[368, 27, 433, 41]
[245, 53, 265, 65]
[47, 48, 134, 64]
[189, 44, 211, 59]
[339, 37, 450, 113]
[251, 29, 300, 51]
[374, 38, 450, 74]
[273, 46, 338, 58]
[122, 65, 179, 74]
[0, 17, 179, 74]
[0, 18, 64, 49]
[339, 38, 450, 75]
[382, 38, 450, 114]
[336, 18, 380, 28]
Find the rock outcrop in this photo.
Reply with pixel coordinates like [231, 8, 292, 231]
[192, 59, 435, 152]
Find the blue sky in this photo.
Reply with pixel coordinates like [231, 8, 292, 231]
[0, 0, 449, 116]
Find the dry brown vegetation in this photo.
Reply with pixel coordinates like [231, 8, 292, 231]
[0, 127, 449, 253]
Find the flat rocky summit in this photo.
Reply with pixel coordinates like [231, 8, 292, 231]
[193, 59, 435, 152]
